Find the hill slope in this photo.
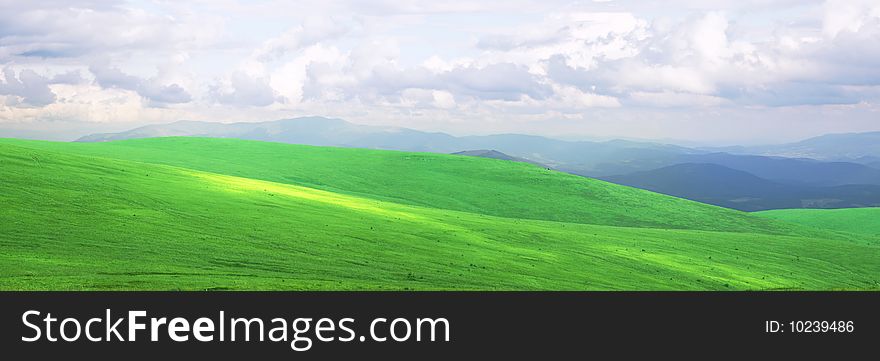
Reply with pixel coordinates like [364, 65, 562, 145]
[75, 117, 880, 186]
[1, 139, 877, 290]
[452, 149, 546, 166]
[74, 117, 702, 175]
[756, 208, 880, 238]
[2, 137, 799, 234]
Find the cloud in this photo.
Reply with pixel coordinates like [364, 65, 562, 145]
[89, 64, 192, 104]
[88, 65, 141, 90]
[253, 17, 352, 62]
[210, 71, 280, 107]
[303, 59, 552, 103]
[431, 90, 456, 108]
[441, 63, 552, 101]
[476, 27, 570, 51]
[0, 67, 85, 107]
[0, 68, 56, 106]
[0, 1, 221, 63]
[3, 0, 880, 143]
[537, 8, 880, 107]
[628, 91, 728, 107]
[137, 83, 193, 105]
[51, 70, 86, 85]
[821, 0, 880, 38]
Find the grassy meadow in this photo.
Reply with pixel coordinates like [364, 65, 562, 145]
[1, 137, 877, 290]
[757, 208, 880, 239]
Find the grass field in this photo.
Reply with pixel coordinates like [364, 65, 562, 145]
[1, 137, 877, 290]
[757, 208, 880, 239]
[1, 137, 799, 233]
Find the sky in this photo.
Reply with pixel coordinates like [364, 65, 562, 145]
[1, 0, 879, 144]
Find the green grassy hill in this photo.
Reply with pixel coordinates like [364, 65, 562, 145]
[1, 138, 877, 290]
[2, 137, 805, 234]
[756, 208, 880, 238]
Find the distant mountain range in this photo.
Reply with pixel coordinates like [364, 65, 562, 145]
[674, 153, 880, 187]
[601, 163, 880, 211]
[77, 116, 880, 211]
[752, 131, 880, 161]
[702, 131, 880, 163]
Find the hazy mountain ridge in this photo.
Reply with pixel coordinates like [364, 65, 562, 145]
[709, 132, 880, 162]
[76, 116, 880, 211]
[601, 163, 880, 211]
[675, 153, 880, 187]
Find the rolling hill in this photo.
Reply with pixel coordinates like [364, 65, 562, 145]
[5, 137, 794, 233]
[76, 117, 460, 152]
[1, 137, 877, 290]
[756, 208, 880, 238]
[74, 117, 702, 174]
[601, 163, 880, 211]
[75, 117, 880, 187]
[452, 149, 546, 166]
